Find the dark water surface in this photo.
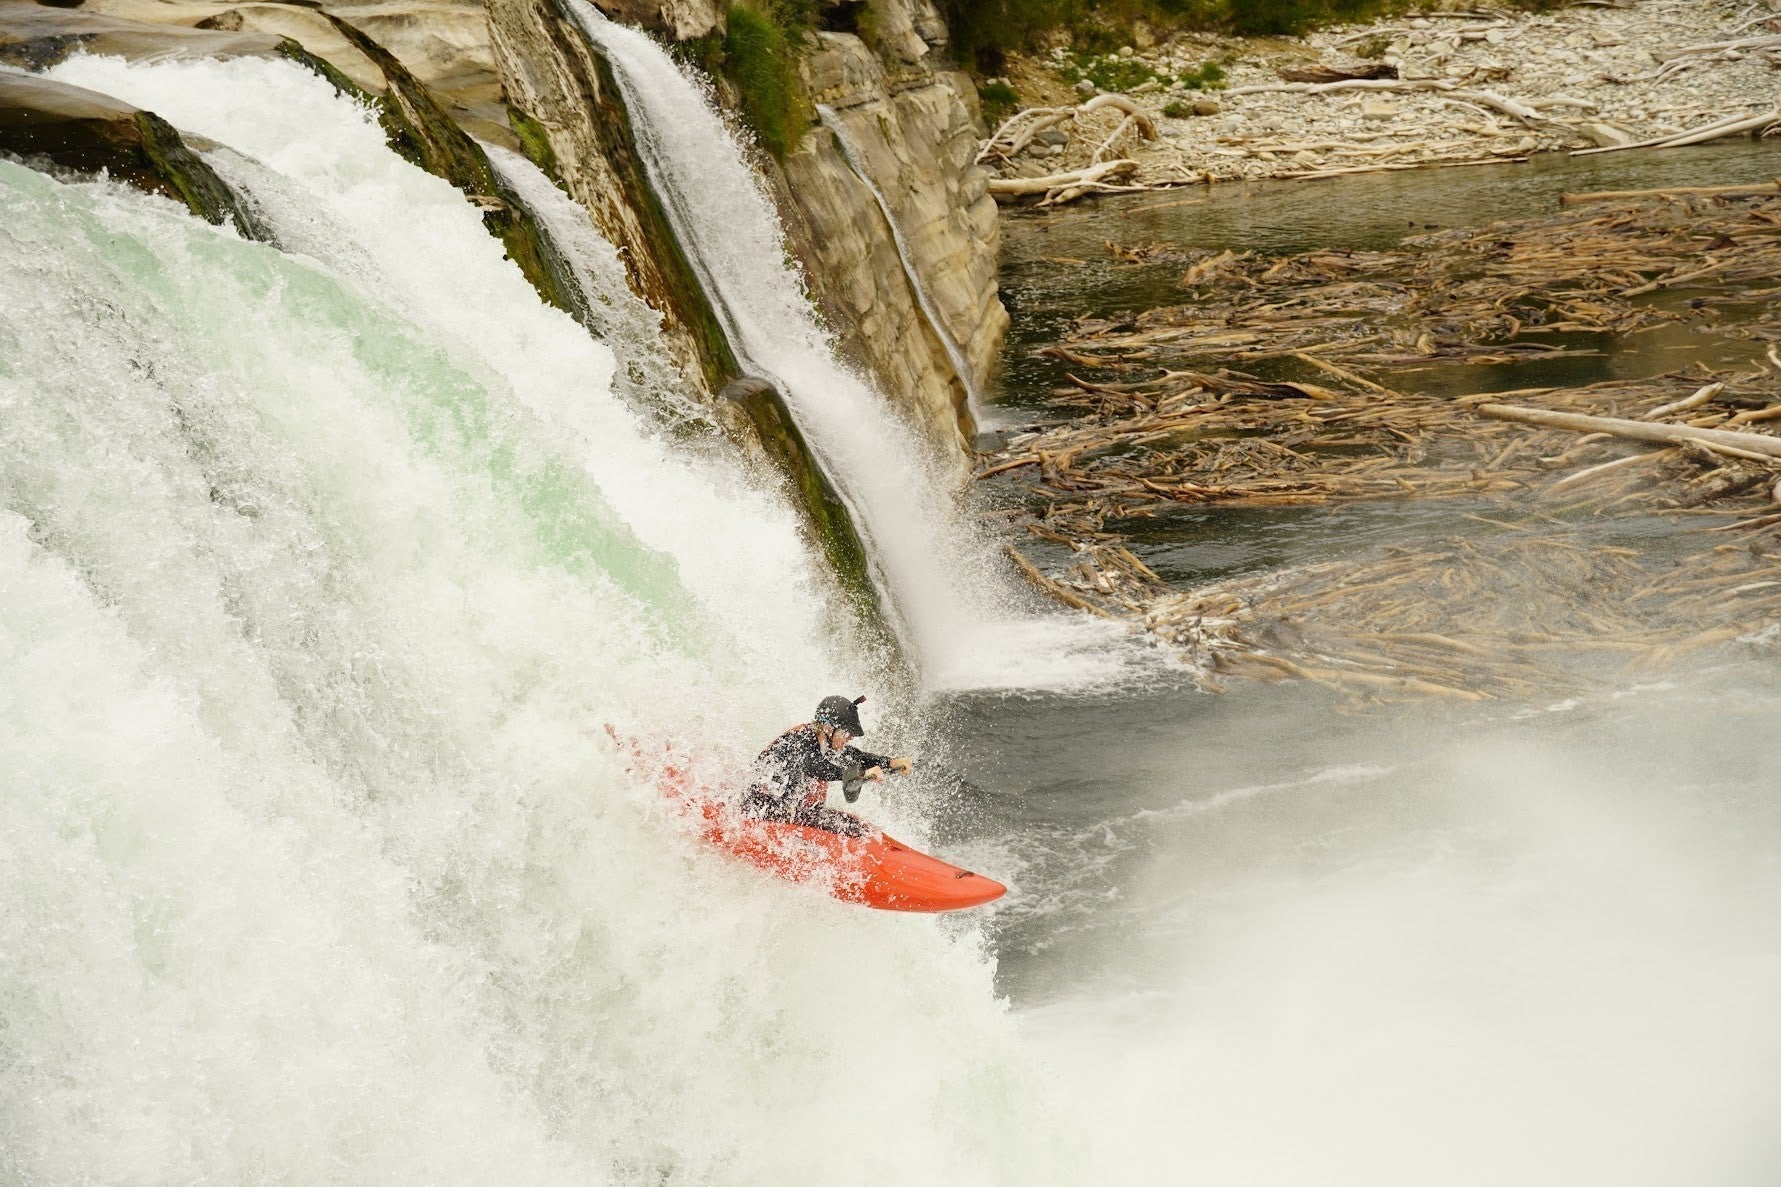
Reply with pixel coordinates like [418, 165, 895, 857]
[942, 141, 1781, 1184]
[993, 140, 1781, 422]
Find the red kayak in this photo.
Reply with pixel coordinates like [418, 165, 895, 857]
[613, 732, 1005, 913]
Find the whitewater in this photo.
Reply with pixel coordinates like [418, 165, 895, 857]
[1, 54, 1077, 1184]
[12, 39, 1781, 1187]
[569, 4, 1151, 691]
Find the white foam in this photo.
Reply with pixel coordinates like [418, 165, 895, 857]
[3, 58, 1073, 1180]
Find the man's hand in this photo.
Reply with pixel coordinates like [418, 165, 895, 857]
[862, 758, 912, 783]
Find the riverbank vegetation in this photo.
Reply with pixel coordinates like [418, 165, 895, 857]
[981, 185, 1781, 703]
[673, 1, 820, 159]
[722, 2, 815, 159]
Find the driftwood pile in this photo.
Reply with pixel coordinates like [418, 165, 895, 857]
[1055, 181, 1781, 373]
[1143, 524, 1781, 703]
[982, 188, 1781, 703]
[986, 3, 1781, 192]
[979, 94, 1205, 206]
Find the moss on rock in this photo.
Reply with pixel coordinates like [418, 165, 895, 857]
[720, 377, 893, 653]
[581, 38, 741, 389]
[286, 6, 580, 316]
[552, 31, 889, 646]
[0, 72, 269, 238]
[506, 103, 564, 188]
[722, 4, 813, 161]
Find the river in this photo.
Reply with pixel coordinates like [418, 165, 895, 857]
[5, 43, 1780, 1185]
[933, 140, 1781, 1185]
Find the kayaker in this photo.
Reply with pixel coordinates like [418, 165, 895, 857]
[741, 695, 913, 836]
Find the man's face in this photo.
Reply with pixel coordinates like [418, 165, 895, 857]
[829, 727, 853, 750]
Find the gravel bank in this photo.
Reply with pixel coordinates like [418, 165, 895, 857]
[985, 0, 1781, 197]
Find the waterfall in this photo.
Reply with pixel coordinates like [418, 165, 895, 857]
[815, 102, 989, 427]
[482, 142, 707, 430]
[5, 53, 1086, 1182]
[569, 3, 1155, 690]
[568, 5, 992, 671]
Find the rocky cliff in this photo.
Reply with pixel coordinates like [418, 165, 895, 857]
[774, 1, 1007, 455]
[50, 0, 1005, 456]
[492, 0, 1006, 456]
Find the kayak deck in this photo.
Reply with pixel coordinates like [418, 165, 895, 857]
[696, 798, 1006, 912]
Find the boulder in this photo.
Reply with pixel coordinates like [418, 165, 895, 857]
[0, 70, 268, 235]
[1580, 121, 1633, 148]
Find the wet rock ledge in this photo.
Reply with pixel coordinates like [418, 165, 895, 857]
[0, 69, 267, 233]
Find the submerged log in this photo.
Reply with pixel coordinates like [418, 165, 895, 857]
[1561, 181, 1781, 205]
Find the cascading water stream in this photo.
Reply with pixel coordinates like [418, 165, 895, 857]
[814, 103, 989, 428]
[5, 54, 1080, 1183]
[569, 5, 1157, 690]
[482, 141, 705, 429]
[54, 52, 855, 688]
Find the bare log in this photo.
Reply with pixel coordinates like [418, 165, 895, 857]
[1078, 93, 1157, 131]
[977, 93, 1156, 164]
[1644, 382, 1725, 420]
[996, 110, 1074, 161]
[1292, 352, 1395, 394]
[988, 159, 1139, 198]
[977, 106, 1070, 162]
[1573, 107, 1781, 157]
[1477, 404, 1781, 460]
[1663, 32, 1781, 61]
[1225, 78, 1461, 98]
[1280, 155, 1528, 180]
[1090, 113, 1143, 164]
[1447, 88, 1546, 125]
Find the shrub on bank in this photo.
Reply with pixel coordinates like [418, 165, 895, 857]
[723, 3, 814, 159]
[978, 78, 1022, 126]
[1056, 49, 1227, 94]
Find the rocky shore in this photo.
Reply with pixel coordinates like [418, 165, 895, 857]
[984, 0, 1781, 200]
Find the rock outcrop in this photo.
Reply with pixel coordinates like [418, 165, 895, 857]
[0, 0, 287, 68]
[774, 0, 1006, 453]
[0, 69, 267, 234]
[488, 0, 726, 392]
[584, 0, 720, 41]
